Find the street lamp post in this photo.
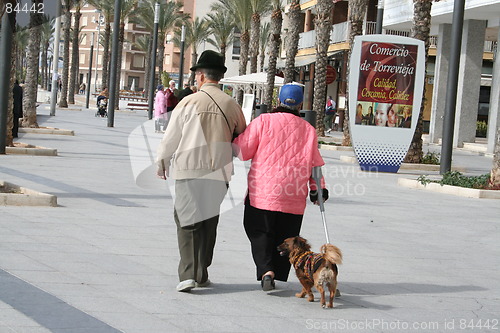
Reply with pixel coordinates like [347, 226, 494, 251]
[178, 25, 186, 90]
[107, 0, 122, 127]
[85, 32, 95, 109]
[440, 0, 466, 174]
[50, 0, 62, 116]
[94, 11, 102, 93]
[375, 0, 384, 34]
[148, 2, 160, 120]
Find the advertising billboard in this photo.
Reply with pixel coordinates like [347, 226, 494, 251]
[349, 35, 426, 173]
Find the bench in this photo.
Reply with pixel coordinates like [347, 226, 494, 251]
[127, 102, 149, 111]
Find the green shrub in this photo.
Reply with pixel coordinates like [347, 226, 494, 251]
[439, 171, 490, 189]
[421, 151, 440, 165]
[476, 121, 487, 138]
[417, 171, 491, 189]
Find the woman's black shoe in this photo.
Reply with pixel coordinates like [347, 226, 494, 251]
[261, 275, 275, 291]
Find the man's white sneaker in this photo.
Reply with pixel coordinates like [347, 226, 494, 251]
[176, 279, 195, 292]
[195, 279, 211, 288]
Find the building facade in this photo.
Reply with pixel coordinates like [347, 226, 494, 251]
[282, 0, 499, 152]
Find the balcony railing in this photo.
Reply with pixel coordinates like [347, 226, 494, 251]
[298, 21, 497, 53]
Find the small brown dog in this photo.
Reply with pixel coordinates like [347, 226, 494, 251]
[278, 236, 342, 308]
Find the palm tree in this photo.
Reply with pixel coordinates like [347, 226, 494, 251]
[404, 0, 436, 163]
[342, 0, 369, 146]
[133, 35, 151, 96]
[13, 25, 29, 82]
[113, 0, 139, 109]
[312, 0, 333, 136]
[40, 15, 54, 90]
[68, 0, 83, 104]
[283, 0, 301, 84]
[206, 10, 235, 62]
[133, 0, 187, 86]
[22, 0, 44, 128]
[263, 0, 282, 107]
[58, 0, 72, 107]
[87, 0, 113, 90]
[259, 22, 270, 72]
[5, 3, 17, 148]
[212, 0, 252, 104]
[249, 0, 272, 74]
[173, 17, 211, 86]
[492, 128, 500, 186]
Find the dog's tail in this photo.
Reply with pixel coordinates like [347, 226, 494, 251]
[321, 243, 343, 265]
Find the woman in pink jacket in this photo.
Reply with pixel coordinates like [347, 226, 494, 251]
[233, 84, 329, 291]
[154, 85, 167, 132]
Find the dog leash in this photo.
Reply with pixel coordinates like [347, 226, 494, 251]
[312, 166, 330, 244]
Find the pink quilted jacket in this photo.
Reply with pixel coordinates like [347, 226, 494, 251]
[154, 91, 166, 118]
[233, 112, 325, 215]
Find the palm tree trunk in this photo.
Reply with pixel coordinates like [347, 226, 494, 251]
[41, 45, 47, 90]
[220, 44, 227, 63]
[59, 0, 71, 107]
[22, 0, 43, 128]
[284, 0, 301, 84]
[189, 51, 198, 86]
[68, 6, 81, 104]
[6, 8, 16, 147]
[157, 35, 165, 85]
[143, 36, 152, 97]
[313, 0, 333, 136]
[264, 7, 282, 107]
[114, 23, 125, 110]
[491, 128, 500, 186]
[342, 0, 369, 146]
[237, 30, 250, 104]
[404, 0, 433, 163]
[249, 13, 260, 74]
[101, 22, 111, 89]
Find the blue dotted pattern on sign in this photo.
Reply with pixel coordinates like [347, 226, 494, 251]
[354, 141, 408, 173]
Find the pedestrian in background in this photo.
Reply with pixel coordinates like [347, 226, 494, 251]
[324, 95, 336, 133]
[177, 83, 194, 102]
[232, 83, 329, 292]
[154, 85, 167, 132]
[156, 50, 247, 292]
[165, 80, 178, 112]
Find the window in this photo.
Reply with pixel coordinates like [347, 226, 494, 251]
[81, 34, 87, 45]
[80, 54, 86, 64]
[165, 54, 171, 65]
[82, 16, 88, 27]
[133, 55, 145, 68]
[232, 28, 241, 60]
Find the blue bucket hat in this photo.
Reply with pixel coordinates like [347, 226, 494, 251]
[279, 84, 304, 107]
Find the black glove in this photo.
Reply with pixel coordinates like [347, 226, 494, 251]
[309, 188, 329, 203]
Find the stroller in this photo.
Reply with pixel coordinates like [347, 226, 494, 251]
[96, 96, 108, 117]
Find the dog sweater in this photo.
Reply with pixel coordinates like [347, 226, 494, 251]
[294, 251, 324, 281]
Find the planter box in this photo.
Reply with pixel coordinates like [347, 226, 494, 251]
[319, 144, 353, 151]
[6, 143, 57, 156]
[398, 178, 500, 199]
[19, 127, 74, 136]
[340, 155, 466, 172]
[0, 181, 57, 206]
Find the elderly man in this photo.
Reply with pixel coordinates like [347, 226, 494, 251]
[156, 50, 247, 292]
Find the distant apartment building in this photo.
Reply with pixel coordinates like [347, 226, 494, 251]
[73, 1, 196, 93]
